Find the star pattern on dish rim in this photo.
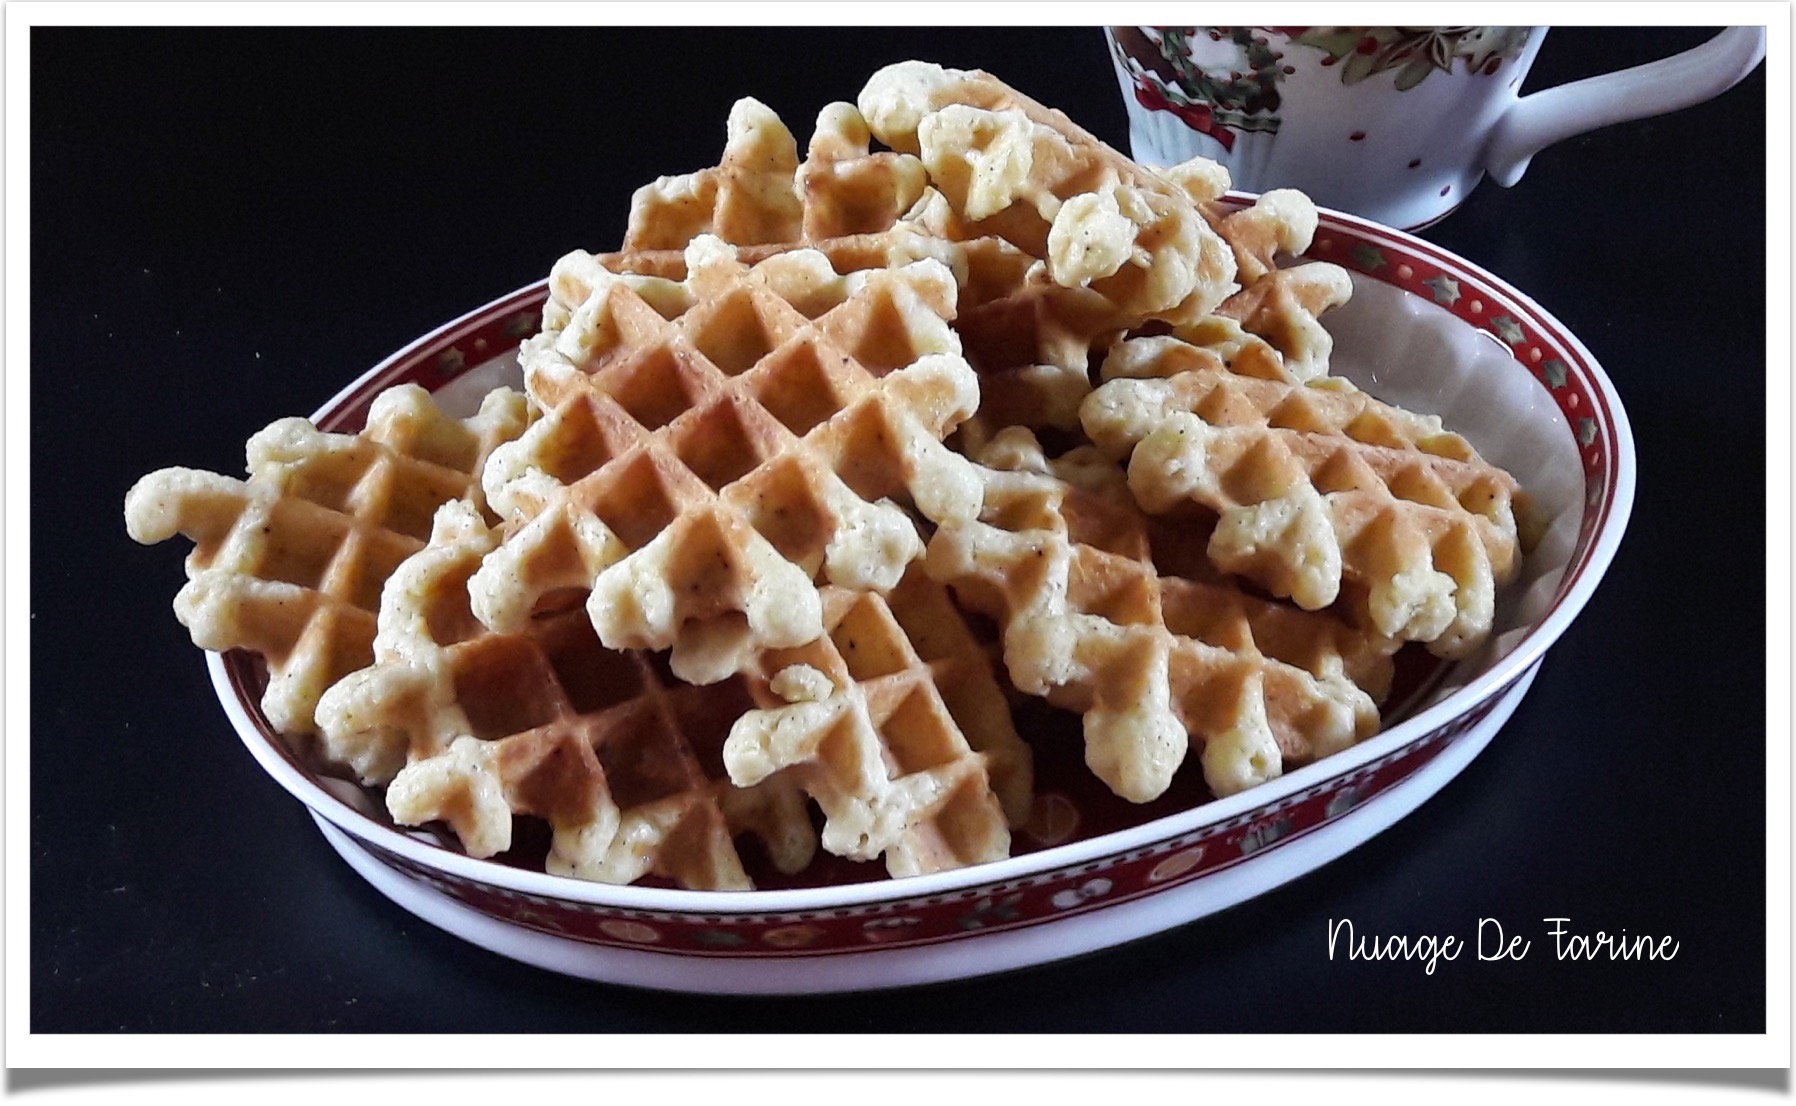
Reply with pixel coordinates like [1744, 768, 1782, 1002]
[1350, 243, 1387, 272]
[1423, 274, 1460, 305]
[1490, 315, 1525, 345]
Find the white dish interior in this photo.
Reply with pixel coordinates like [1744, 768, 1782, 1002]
[316, 662, 1538, 994]
[1323, 275, 1585, 700]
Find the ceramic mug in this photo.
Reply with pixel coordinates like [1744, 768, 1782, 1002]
[1107, 26, 1767, 229]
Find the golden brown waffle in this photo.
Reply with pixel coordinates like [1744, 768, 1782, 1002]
[857, 60, 1238, 327]
[600, 93, 972, 290]
[1208, 263, 1354, 383]
[946, 232, 1127, 437]
[1210, 188, 1321, 286]
[320, 501, 1026, 883]
[594, 220, 986, 310]
[1097, 259, 1350, 390]
[315, 500, 818, 891]
[1198, 189, 1352, 382]
[124, 385, 530, 740]
[1081, 350, 1525, 657]
[725, 564, 1030, 876]
[612, 81, 1169, 436]
[123, 64, 1540, 896]
[926, 427, 1395, 804]
[1158, 155, 1233, 208]
[470, 235, 986, 686]
[624, 98, 929, 250]
[603, 214, 1120, 436]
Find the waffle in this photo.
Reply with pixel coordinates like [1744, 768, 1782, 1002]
[597, 226, 949, 286]
[125, 64, 1542, 896]
[1159, 154, 1233, 208]
[469, 235, 986, 686]
[618, 84, 1159, 435]
[725, 564, 1030, 876]
[624, 97, 929, 250]
[1199, 188, 1352, 382]
[940, 215, 1128, 436]
[1096, 259, 1352, 391]
[124, 384, 530, 740]
[316, 500, 818, 890]
[605, 209, 1123, 436]
[1081, 350, 1525, 656]
[1211, 263, 1354, 383]
[857, 60, 1238, 327]
[602, 95, 964, 286]
[1211, 188, 1321, 286]
[926, 427, 1395, 804]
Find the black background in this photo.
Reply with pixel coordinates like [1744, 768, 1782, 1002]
[31, 25, 1768, 1034]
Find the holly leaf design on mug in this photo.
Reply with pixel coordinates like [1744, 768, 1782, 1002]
[1109, 26, 1289, 149]
[1293, 27, 1530, 89]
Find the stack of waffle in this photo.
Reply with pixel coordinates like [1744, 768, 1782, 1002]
[127, 61, 1529, 889]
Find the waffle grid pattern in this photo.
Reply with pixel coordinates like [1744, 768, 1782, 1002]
[319, 501, 819, 891]
[124, 385, 529, 737]
[1082, 356, 1523, 656]
[927, 428, 1395, 803]
[725, 567, 1030, 876]
[471, 240, 983, 685]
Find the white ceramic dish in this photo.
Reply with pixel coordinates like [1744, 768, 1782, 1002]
[317, 663, 1537, 993]
[206, 197, 1634, 992]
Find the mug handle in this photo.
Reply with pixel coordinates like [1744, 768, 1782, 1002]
[1484, 27, 1766, 186]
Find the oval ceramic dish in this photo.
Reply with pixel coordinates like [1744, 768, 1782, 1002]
[206, 198, 1634, 994]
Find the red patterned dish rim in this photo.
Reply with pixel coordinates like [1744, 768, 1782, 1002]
[207, 196, 1635, 953]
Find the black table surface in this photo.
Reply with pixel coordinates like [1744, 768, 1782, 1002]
[31, 25, 1769, 1038]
